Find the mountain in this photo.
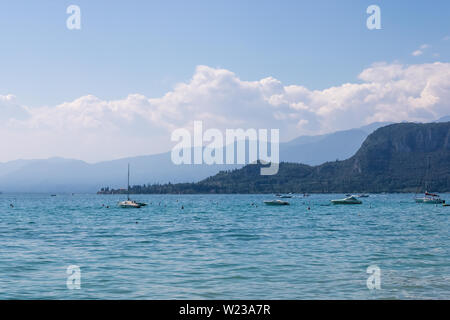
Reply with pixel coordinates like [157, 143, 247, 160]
[0, 154, 240, 193]
[121, 121, 450, 194]
[280, 122, 391, 164]
[437, 115, 450, 123]
[0, 122, 389, 193]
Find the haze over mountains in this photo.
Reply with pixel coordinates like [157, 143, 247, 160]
[119, 121, 450, 194]
[0, 118, 448, 193]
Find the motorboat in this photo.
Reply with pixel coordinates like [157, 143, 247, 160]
[414, 192, 444, 204]
[264, 200, 290, 206]
[118, 200, 142, 208]
[331, 196, 362, 205]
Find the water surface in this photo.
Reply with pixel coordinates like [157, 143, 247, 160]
[0, 193, 449, 299]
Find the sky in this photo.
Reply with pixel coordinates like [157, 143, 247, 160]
[0, 0, 450, 162]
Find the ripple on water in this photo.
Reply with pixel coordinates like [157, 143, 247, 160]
[0, 193, 449, 299]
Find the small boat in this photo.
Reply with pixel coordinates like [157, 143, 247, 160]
[118, 164, 147, 208]
[279, 195, 292, 198]
[357, 194, 369, 198]
[331, 196, 362, 205]
[264, 200, 290, 206]
[118, 200, 142, 208]
[443, 203, 449, 207]
[414, 192, 444, 204]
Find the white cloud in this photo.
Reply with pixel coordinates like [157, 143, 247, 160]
[412, 44, 430, 56]
[1, 62, 450, 162]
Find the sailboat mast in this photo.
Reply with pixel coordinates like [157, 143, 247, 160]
[127, 163, 130, 200]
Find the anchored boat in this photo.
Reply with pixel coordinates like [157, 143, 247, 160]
[331, 196, 362, 205]
[118, 164, 147, 208]
[119, 200, 141, 208]
[264, 200, 290, 206]
[413, 156, 445, 204]
[414, 192, 444, 204]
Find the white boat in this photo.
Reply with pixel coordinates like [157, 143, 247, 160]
[264, 200, 290, 206]
[118, 200, 142, 208]
[414, 192, 444, 204]
[118, 164, 147, 208]
[414, 157, 444, 204]
[357, 194, 369, 198]
[331, 196, 362, 205]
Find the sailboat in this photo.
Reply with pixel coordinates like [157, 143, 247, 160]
[118, 164, 147, 208]
[414, 156, 444, 204]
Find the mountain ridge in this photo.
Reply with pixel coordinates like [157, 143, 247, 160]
[109, 121, 450, 194]
[0, 122, 389, 192]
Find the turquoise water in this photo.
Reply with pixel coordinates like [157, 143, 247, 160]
[0, 193, 449, 299]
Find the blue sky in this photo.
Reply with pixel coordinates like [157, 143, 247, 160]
[0, 1, 449, 162]
[0, 0, 449, 106]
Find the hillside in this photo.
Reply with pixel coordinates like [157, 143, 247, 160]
[112, 122, 450, 194]
[0, 122, 387, 193]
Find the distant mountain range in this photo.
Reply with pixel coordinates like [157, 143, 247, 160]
[108, 121, 450, 194]
[0, 118, 448, 193]
[280, 122, 391, 163]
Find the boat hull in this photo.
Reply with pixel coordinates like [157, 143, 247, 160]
[415, 198, 444, 204]
[331, 200, 362, 205]
[264, 200, 290, 206]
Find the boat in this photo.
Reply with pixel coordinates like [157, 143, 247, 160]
[118, 164, 147, 208]
[278, 195, 292, 198]
[331, 196, 362, 205]
[414, 192, 444, 204]
[357, 194, 369, 198]
[443, 202, 449, 207]
[119, 200, 141, 208]
[264, 200, 290, 206]
[414, 157, 445, 204]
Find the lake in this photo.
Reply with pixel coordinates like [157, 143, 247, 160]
[0, 193, 449, 299]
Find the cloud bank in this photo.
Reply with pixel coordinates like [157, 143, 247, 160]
[1, 62, 450, 162]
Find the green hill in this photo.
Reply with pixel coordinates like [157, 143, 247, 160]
[101, 122, 450, 194]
